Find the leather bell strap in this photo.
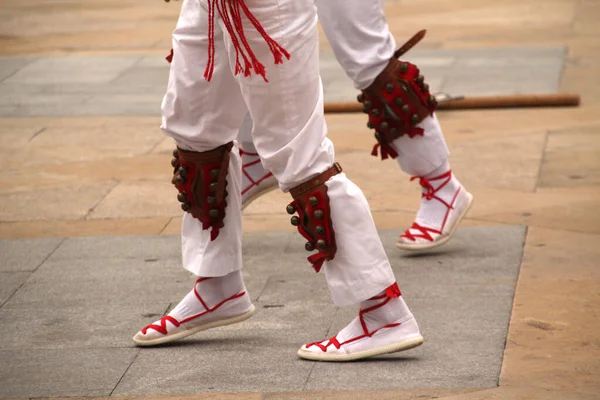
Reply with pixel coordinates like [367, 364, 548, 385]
[290, 163, 343, 198]
[393, 29, 427, 59]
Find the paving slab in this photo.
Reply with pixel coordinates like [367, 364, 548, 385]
[0, 237, 63, 272]
[0, 46, 566, 117]
[0, 225, 524, 397]
[0, 348, 138, 398]
[0, 271, 30, 306]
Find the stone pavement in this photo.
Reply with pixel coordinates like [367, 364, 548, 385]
[0, 46, 566, 116]
[0, 227, 524, 397]
[1, 0, 599, 400]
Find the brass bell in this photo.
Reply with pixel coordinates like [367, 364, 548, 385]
[421, 83, 429, 92]
[309, 196, 318, 206]
[374, 131, 382, 141]
[172, 149, 179, 158]
[415, 75, 424, 84]
[286, 204, 296, 215]
[402, 104, 410, 114]
[364, 100, 372, 108]
[371, 109, 380, 117]
[362, 107, 369, 114]
[209, 182, 218, 192]
[399, 62, 408, 73]
[380, 122, 389, 131]
[410, 114, 420, 125]
[171, 158, 178, 168]
[395, 97, 404, 106]
[427, 95, 437, 106]
[357, 93, 365, 103]
[207, 196, 216, 204]
[314, 209, 324, 219]
[177, 192, 187, 203]
[178, 167, 187, 177]
[390, 128, 397, 136]
[305, 242, 315, 251]
[316, 239, 326, 250]
[316, 225, 325, 235]
[210, 168, 220, 179]
[208, 209, 219, 218]
[385, 83, 394, 93]
[174, 175, 185, 185]
[290, 216, 300, 226]
[181, 203, 190, 212]
[367, 121, 374, 129]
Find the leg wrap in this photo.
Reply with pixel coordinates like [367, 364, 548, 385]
[357, 30, 438, 160]
[287, 163, 343, 273]
[171, 142, 233, 241]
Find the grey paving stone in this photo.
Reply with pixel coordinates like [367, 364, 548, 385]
[0, 237, 63, 272]
[0, 301, 168, 350]
[113, 336, 312, 395]
[0, 226, 524, 396]
[0, 106, 18, 117]
[10, 257, 189, 306]
[0, 47, 565, 116]
[113, 303, 335, 395]
[0, 92, 91, 107]
[0, 348, 138, 398]
[3, 56, 142, 85]
[50, 235, 181, 260]
[0, 57, 37, 82]
[0, 272, 30, 307]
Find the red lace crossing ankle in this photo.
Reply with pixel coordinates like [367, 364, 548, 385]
[141, 277, 246, 335]
[240, 148, 273, 196]
[305, 283, 402, 353]
[401, 170, 461, 242]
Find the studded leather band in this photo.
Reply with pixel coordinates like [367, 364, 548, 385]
[289, 162, 343, 198]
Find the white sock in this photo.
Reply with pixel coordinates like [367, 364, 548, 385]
[239, 142, 271, 192]
[168, 270, 250, 322]
[409, 160, 463, 233]
[337, 285, 413, 340]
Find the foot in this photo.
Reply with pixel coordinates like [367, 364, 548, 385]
[240, 148, 278, 210]
[133, 276, 255, 346]
[298, 284, 424, 361]
[397, 170, 473, 251]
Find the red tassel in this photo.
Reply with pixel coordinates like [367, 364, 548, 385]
[203, 0, 290, 82]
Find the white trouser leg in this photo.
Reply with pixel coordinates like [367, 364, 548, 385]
[316, 0, 396, 90]
[161, 0, 248, 277]
[230, 0, 394, 306]
[391, 114, 450, 177]
[237, 113, 255, 151]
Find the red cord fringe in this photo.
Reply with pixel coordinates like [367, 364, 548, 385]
[204, 0, 290, 82]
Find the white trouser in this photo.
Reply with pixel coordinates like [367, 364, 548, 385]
[162, 0, 395, 307]
[237, 0, 449, 178]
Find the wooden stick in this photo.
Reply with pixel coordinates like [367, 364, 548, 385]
[324, 93, 581, 113]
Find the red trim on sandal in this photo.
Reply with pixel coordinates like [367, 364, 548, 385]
[141, 278, 246, 335]
[240, 148, 273, 196]
[305, 283, 402, 353]
[401, 170, 461, 242]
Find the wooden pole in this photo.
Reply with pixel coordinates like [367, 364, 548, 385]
[324, 93, 581, 114]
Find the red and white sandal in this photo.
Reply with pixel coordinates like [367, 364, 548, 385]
[240, 148, 278, 210]
[298, 284, 424, 361]
[397, 170, 473, 251]
[133, 278, 255, 346]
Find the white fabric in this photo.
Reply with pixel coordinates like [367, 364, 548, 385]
[169, 271, 248, 320]
[316, 0, 396, 90]
[161, 0, 396, 306]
